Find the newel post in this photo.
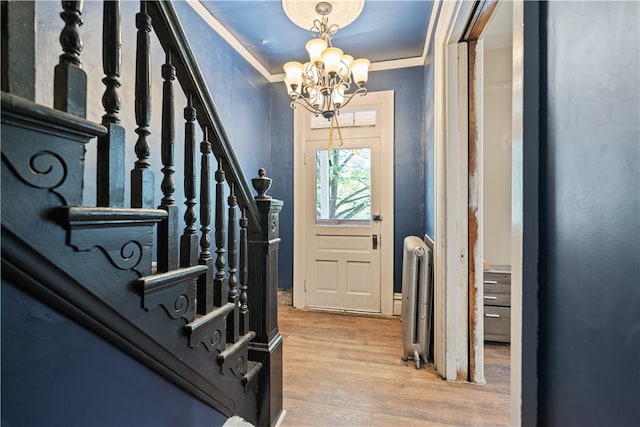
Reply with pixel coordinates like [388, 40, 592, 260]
[248, 168, 283, 427]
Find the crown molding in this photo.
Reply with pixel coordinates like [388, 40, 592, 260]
[186, 0, 435, 84]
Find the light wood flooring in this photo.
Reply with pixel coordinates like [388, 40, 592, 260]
[279, 306, 510, 427]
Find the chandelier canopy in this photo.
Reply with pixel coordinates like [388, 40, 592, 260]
[283, 1, 370, 120]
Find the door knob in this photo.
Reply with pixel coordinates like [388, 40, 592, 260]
[372, 214, 383, 222]
[372, 234, 378, 250]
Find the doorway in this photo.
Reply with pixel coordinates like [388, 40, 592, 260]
[293, 90, 395, 314]
[467, 0, 514, 384]
[433, 0, 522, 418]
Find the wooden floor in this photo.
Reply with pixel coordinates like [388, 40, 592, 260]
[279, 306, 510, 427]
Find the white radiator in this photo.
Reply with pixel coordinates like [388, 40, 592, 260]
[401, 235, 434, 369]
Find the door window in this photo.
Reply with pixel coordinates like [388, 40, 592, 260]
[315, 147, 371, 225]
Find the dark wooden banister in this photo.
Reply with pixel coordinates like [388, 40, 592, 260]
[12, 1, 283, 423]
[145, 0, 261, 233]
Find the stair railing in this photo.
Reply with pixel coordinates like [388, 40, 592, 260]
[48, 1, 283, 424]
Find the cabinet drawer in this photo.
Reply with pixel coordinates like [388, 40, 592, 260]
[483, 283, 510, 307]
[484, 271, 511, 286]
[484, 306, 510, 343]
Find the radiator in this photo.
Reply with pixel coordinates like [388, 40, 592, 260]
[401, 235, 434, 369]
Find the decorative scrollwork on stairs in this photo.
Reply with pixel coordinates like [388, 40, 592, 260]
[28, 151, 68, 189]
[138, 265, 205, 324]
[151, 292, 192, 321]
[184, 303, 234, 352]
[65, 207, 166, 277]
[2, 146, 73, 204]
[195, 329, 222, 352]
[110, 240, 143, 270]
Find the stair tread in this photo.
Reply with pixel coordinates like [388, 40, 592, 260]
[186, 302, 235, 332]
[2, 92, 106, 137]
[218, 331, 257, 362]
[67, 206, 167, 223]
[139, 265, 207, 286]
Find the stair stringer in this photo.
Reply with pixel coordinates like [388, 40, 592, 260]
[1, 94, 259, 424]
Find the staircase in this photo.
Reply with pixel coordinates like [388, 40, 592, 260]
[1, 1, 283, 426]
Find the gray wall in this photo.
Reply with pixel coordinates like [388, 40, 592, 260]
[532, 1, 640, 425]
[1, 280, 227, 427]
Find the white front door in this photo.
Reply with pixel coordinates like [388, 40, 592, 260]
[305, 137, 382, 312]
[293, 90, 394, 314]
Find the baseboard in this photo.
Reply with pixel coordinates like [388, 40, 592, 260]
[283, 288, 400, 315]
[274, 409, 287, 427]
[393, 292, 402, 316]
[277, 288, 293, 306]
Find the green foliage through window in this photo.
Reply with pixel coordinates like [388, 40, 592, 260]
[316, 148, 371, 222]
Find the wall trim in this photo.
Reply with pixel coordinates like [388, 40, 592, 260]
[393, 292, 402, 316]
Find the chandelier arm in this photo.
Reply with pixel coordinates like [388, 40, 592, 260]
[290, 97, 322, 116]
[336, 87, 368, 110]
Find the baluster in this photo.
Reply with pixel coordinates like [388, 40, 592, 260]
[54, 0, 87, 117]
[197, 127, 213, 314]
[100, 0, 121, 125]
[239, 207, 249, 336]
[214, 157, 228, 307]
[180, 94, 198, 268]
[227, 184, 239, 343]
[157, 51, 178, 272]
[131, 0, 154, 208]
[97, 0, 125, 207]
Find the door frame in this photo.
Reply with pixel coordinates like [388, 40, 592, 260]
[433, 0, 475, 382]
[435, 0, 527, 422]
[292, 90, 395, 315]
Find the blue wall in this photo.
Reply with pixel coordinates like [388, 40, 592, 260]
[1, 280, 228, 427]
[269, 85, 295, 289]
[368, 67, 426, 293]
[270, 66, 427, 293]
[534, 2, 640, 425]
[173, 2, 272, 181]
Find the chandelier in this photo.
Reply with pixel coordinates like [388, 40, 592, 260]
[283, 1, 370, 121]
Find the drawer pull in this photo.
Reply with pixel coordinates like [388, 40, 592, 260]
[484, 280, 498, 284]
[483, 296, 498, 300]
[485, 313, 501, 318]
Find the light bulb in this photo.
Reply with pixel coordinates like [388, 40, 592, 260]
[340, 54, 353, 79]
[284, 77, 300, 98]
[332, 84, 346, 107]
[306, 38, 327, 64]
[309, 88, 322, 107]
[322, 47, 343, 76]
[351, 58, 370, 87]
[283, 61, 304, 87]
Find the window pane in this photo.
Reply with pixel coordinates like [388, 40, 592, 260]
[310, 110, 376, 129]
[315, 148, 371, 224]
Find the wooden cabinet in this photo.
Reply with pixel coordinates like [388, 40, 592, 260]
[483, 269, 511, 343]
